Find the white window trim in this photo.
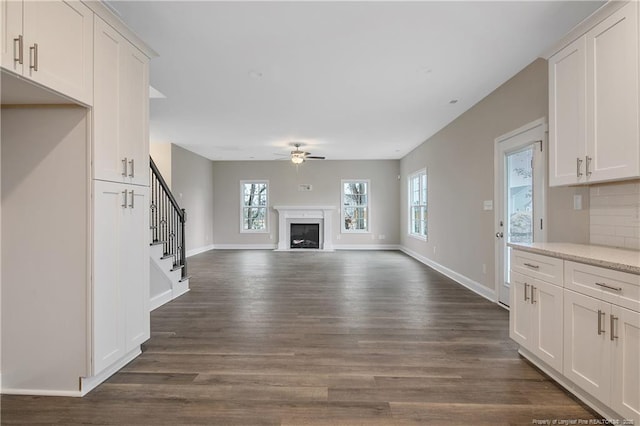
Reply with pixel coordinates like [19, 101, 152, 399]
[408, 168, 427, 241]
[341, 179, 371, 234]
[240, 179, 269, 233]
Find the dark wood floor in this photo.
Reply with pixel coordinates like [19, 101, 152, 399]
[2, 250, 598, 425]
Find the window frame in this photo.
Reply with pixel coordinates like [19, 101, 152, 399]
[408, 169, 427, 241]
[240, 180, 269, 234]
[341, 179, 371, 234]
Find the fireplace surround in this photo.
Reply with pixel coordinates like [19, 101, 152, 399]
[273, 206, 335, 251]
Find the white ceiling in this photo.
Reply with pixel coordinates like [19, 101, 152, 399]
[108, 1, 603, 161]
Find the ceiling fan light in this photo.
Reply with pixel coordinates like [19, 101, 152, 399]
[291, 155, 304, 164]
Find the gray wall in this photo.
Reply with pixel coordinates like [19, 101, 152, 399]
[400, 58, 589, 293]
[211, 160, 400, 247]
[171, 144, 215, 253]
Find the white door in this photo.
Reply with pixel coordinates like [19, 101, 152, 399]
[494, 119, 546, 307]
[586, 2, 640, 182]
[509, 271, 532, 347]
[531, 279, 563, 372]
[611, 304, 640, 421]
[549, 36, 587, 186]
[563, 289, 611, 404]
[1, 0, 24, 74]
[22, 0, 93, 104]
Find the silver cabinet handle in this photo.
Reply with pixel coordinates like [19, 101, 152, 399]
[610, 315, 618, 341]
[576, 157, 583, 177]
[122, 158, 128, 177]
[128, 159, 134, 177]
[129, 190, 134, 208]
[14, 35, 23, 64]
[524, 283, 529, 302]
[523, 263, 539, 269]
[121, 190, 128, 208]
[29, 43, 38, 71]
[531, 286, 536, 304]
[597, 309, 605, 335]
[585, 156, 592, 177]
[595, 282, 622, 292]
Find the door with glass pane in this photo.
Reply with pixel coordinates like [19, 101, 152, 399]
[495, 121, 547, 307]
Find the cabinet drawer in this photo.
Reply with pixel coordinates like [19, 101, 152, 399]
[511, 250, 564, 286]
[565, 261, 640, 312]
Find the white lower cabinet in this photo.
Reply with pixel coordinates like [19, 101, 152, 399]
[510, 271, 563, 372]
[564, 289, 640, 422]
[511, 248, 639, 423]
[93, 181, 149, 375]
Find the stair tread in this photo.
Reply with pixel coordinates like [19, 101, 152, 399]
[150, 241, 166, 246]
[170, 264, 185, 272]
[161, 254, 175, 260]
[179, 275, 191, 283]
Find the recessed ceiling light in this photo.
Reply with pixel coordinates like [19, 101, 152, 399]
[248, 70, 263, 79]
[449, 99, 459, 104]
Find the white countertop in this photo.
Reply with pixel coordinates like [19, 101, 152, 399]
[508, 242, 640, 275]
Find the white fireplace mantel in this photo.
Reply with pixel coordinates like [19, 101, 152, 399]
[273, 205, 335, 251]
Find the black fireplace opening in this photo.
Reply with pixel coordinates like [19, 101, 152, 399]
[290, 223, 320, 249]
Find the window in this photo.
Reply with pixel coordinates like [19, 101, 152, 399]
[342, 180, 369, 232]
[409, 169, 427, 240]
[241, 180, 268, 232]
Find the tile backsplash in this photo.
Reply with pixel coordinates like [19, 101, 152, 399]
[590, 180, 640, 250]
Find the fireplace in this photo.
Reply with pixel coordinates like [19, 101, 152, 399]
[290, 223, 320, 249]
[273, 206, 335, 251]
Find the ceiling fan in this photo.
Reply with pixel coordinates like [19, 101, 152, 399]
[286, 143, 325, 164]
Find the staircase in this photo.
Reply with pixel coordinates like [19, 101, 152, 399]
[149, 157, 190, 310]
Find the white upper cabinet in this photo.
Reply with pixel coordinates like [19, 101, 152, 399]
[549, 2, 640, 186]
[549, 37, 587, 186]
[586, 3, 639, 182]
[93, 16, 149, 186]
[1, 0, 93, 105]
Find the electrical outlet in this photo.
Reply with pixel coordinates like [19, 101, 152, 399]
[482, 264, 487, 274]
[378, 234, 385, 240]
[433, 246, 436, 255]
[336, 234, 341, 240]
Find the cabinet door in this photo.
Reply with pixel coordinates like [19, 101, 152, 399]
[120, 43, 149, 186]
[586, 2, 640, 182]
[94, 17, 150, 186]
[121, 187, 150, 351]
[563, 289, 611, 404]
[93, 17, 127, 184]
[611, 305, 640, 422]
[93, 180, 126, 375]
[1, 0, 23, 74]
[22, 0, 93, 104]
[510, 271, 533, 348]
[531, 280, 563, 372]
[549, 36, 586, 186]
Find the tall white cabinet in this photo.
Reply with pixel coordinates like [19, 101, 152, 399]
[1, 1, 155, 396]
[93, 182, 149, 376]
[549, 1, 640, 186]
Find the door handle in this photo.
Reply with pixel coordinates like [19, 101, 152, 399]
[128, 159, 135, 177]
[122, 158, 128, 177]
[14, 35, 23, 64]
[524, 283, 529, 302]
[610, 315, 618, 341]
[29, 43, 38, 71]
[121, 190, 128, 208]
[129, 190, 135, 208]
[597, 310, 605, 335]
[496, 232, 503, 238]
[576, 157, 583, 177]
[585, 156, 592, 177]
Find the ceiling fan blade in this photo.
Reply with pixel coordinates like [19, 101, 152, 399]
[306, 156, 325, 160]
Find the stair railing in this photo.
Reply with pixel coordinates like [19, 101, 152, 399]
[149, 156, 187, 279]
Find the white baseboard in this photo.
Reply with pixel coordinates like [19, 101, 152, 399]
[213, 244, 277, 250]
[186, 244, 215, 257]
[1, 387, 82, 397]
[334, 244, 400, 250]
[150, 289, 173, 311]
[400, 246, 495, 302]
[80, 347, 142, 396]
